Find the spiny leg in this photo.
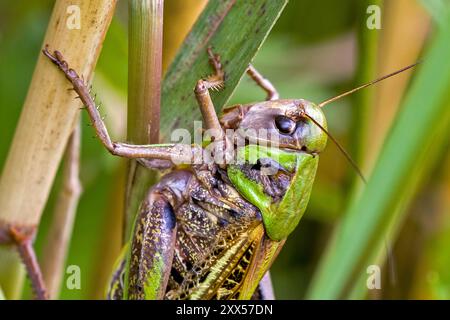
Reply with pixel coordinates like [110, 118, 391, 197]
[42, 46, 200, 163]
[246, 65, 279, 101]
[194, 47, 225, 138]
[9, 227, 48, 300]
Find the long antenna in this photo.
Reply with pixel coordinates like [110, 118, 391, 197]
[304, 113, 367, 183]
[318, 62, 421, 108]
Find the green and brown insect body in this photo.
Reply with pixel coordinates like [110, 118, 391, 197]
[37, 43, 416, 300]
[40, 46, 331, 300]
[107, 101, 328, 299]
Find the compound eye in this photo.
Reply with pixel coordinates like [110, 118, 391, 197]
[275, 115, 296, 135]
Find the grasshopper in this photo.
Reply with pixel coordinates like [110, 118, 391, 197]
[40, 46, 417, 300]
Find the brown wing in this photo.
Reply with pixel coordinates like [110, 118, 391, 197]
[165, 219, 284, 300]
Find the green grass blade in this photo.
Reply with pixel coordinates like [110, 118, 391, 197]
[350, 0, 382, 167]
[419, 0, 450, 26]
[160, 0, 288, 140]
[0, 286, 4, 300]
[0, 248, 24, 299]
[307, 12, 450, 299]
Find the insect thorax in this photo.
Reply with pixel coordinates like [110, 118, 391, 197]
[163, 157, 295, 299]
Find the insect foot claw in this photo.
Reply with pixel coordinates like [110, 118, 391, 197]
[42, 45, 69, 71]
[206, 46, 224, 80]
[42, 44, 58, 63]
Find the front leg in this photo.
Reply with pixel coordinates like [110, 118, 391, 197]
[194, 47, 225, 137]
[42, 46, 200, 163]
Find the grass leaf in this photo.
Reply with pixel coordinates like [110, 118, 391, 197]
[160, 0, 288, 140]
[307, 11, 450, 299]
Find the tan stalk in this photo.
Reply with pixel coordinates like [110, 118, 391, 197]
[0, 0, 117, 298]
[162, 0, 207, 71]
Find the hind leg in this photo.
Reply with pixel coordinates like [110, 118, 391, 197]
[246, 65, 279, 100]
[123, 190, 177, 300]
[43, 46, 201, 164]
[8, 227, 47, 299]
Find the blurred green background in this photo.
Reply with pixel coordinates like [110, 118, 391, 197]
[0, 0, 449, 299]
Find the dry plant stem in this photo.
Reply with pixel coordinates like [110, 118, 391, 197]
[0, 0, 116, 298]
[162, 0, 207, 71]
[0, 0, 116, 233]
[41, 122, 82, 299]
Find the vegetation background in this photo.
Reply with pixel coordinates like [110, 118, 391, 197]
[0, 0, 449, 299]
